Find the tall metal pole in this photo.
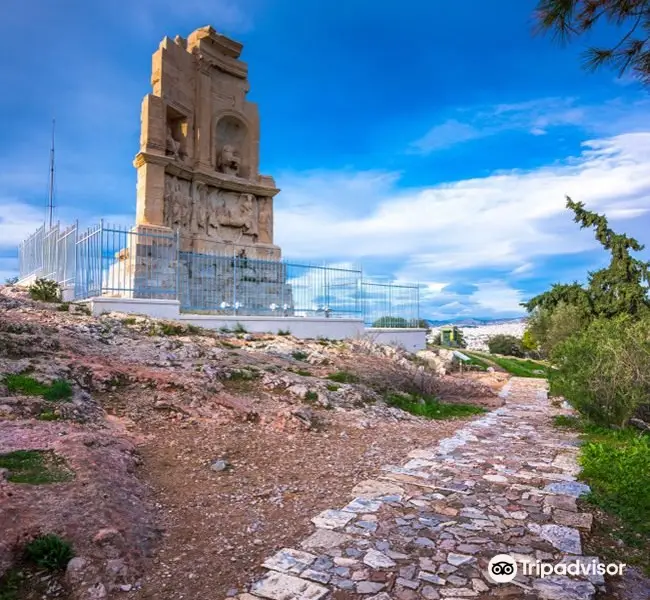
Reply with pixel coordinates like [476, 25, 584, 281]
[47, 119, 56, 229]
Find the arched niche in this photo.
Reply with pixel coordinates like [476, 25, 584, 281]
[214, 114, 251, 179]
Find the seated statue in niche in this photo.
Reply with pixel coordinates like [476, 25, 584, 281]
[217, 144, 241, 176]
[166, 125, 182, 160]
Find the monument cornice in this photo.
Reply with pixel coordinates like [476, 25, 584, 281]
[134, 152, 281, 197]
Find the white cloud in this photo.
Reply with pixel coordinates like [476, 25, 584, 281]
[275, 131, 650, 318]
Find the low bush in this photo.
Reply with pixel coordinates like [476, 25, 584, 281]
[386, 393, 485, 420]
[0, 450, 74, 484]
[304, 390, 318, 403]
[326, 383, 340, 392]
[3, 374, 73, 402]
[24, 534, 74, 571]
[326, 371, 359, 384]
[291, 350, 308, 361]
[277, 329, 291, 336]
[233, 322, 247, 334]
[550, 315, 650, 427]
[552, 414, 582, 429]
[487, 334, 525, 357]
[28, 278, 61, 303]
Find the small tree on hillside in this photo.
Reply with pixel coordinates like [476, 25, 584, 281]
[372, 316, 409, 328]
[523, 198, 650, 322]
[487, 334, 525, 357]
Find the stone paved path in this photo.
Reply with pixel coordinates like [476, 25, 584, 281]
[235, 378, 604, 600]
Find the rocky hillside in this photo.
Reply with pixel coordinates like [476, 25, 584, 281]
[0, 287, 506, 600]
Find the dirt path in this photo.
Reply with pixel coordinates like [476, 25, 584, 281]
[221, 378, 635, 600]
[132, 413, 470, 600]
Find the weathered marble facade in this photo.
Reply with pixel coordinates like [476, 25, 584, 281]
[134, 26, 281, 259]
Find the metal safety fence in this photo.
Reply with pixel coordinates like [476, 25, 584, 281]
[18, 222, 422, 325]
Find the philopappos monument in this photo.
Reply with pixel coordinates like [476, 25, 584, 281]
[134, 26, 281, 260]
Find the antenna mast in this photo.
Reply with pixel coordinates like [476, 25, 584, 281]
[47, 119, 55, 229]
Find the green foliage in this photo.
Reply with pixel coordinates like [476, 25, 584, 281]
[56, 302, 70, 312]
[0, 450, 74, 484]
[121, 317, 137, 326]
[372, 316, 409, 328]
[4, 276, 19, 285]
[550, 315, 650, 427]
[28, 278, 61, 303]
[24, 534, 74, 571]
[521, 329, 538, 351]
[580, 428, 650, 540]
[219, 326, 232, 333]
[37, 411, 60, 421]
[527, 302, 590, 357]
[291, 350, 308, 361]
[277, 329, 291, 336]
[156, 322, 186, 336]
[552, 414, 582, 429]
[325, 383, 340, 392]
[186, 324, 202, 335]
[294, 369, 312, 377]
[326, 371, 359, 384]
[487, 334, 525, 357]
[42, 380, 72, 402]
[490, 356, 548, 378]
[3, 374, 72, 402]
[386, 393, 486, 420]
[304, 390, 318, 403]
[0, 569, 22, 600]
[233, 322, 247, 334]
[523, 199, 650, 321]
[535, 0, 650, 85]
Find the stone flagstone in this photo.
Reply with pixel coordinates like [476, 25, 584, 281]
[235, 378, 612, 600]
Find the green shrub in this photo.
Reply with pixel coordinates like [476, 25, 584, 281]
[552, 414, 582, 429]
[304, 390, 318, 403]
[219, 326, 232, 333]
[372, 316, 409, 328]
[121, 317, 137, 326]
[527, 302, 590, 357]
[326, 383, 340, 392]
[277, 329, 291, 336]
[42, 379, 73, 402]
[4, 276, 19, 285]
[24, 534, 74, 571]
[233, 322, 247, 334]
[0, 568, 22, 600]
[56, 302, 70, 312]
[326, 371, 359, 384]
[292, 350, 308, 361]
[28, 278, 61, 302]
[3, 374, 72, 402]
[295, 369, 312, 377]
[487, 334, 525, 357]
[0, 450, 74, 484]
[37, 411, 60, 421]
[386, 393, 485, 419]
[550, 316, 650, 426]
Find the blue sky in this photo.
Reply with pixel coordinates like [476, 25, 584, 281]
[1, 0, 649, 319]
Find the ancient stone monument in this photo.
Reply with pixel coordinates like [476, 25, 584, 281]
[134, 25, 281, 260]
[106, 26, 292, 312]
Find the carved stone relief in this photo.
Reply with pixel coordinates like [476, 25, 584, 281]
[258, 197, 273, 244]
[164, 174, 264, 246]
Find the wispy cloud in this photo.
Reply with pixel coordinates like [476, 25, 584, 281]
[410, 96, 650, 154]
[275, 132, 650, 316]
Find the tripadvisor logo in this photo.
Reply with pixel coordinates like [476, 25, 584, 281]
[488, 553, 626, 583]
[488, 554, 518, 583]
